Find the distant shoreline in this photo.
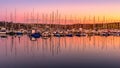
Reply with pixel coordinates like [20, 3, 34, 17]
[0, 21, 120, 30]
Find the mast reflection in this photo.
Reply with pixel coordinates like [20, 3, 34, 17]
[0, 36, 120, 57]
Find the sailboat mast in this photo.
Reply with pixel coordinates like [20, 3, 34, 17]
[24, 12, 26, 23]
[5, 8, 7, 28]
[59, 13, 61, 30]
[30, 10, 33, 28]
[65, 16, 67, 30]
[70, 15, 73, 29]
[97, 16, 100, 30]
[10, 12, 13, 22]
[103, 16, 105, 29]
[26, 12, 29, 30]
[93, 16, 95, 30]
[37, 12, 39, 28]
[10, 12, 13, 29]
[23, 12, 26, 29]
[32, 8, 35, 27]
[56, 10, 59, 30]
[45, 14, 48, 27]
[83, 16, 86, 29]
[42, 13, 44, 29]
[79, 17, 81, 28]
[50, 13, 52, 32]
[52, 11, 54, 29]
[14, 8, 16, 23]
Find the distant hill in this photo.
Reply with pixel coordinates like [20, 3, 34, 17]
[0, 21, 120, 30]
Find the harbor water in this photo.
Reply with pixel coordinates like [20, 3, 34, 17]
[0, 35, 120, 68]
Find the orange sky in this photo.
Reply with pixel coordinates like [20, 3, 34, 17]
[0, 0, 120, 24]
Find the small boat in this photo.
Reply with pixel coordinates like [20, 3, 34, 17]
[54, 32, 61, 37]
[30, 28, 41, 38]
[42, 36, 49, 39]
[100, 29, 111, 36]
[16, 29, 26, 35]
[8, 32, 15, 36]
[16, 30, 23, 35]
[7, 29, 15, 36]
[100, 32, 110, 36]
[0, 34, 7, 38]
[42, 31, 51, 37]
[117, 32, 120, 36]
[0, 28, 7, 34]
[30, 37, 37, 41]
[75, 32, 81, 37]
[31, 32, 41, 38]
[65, 30, 73, 37]
[66, 32, 73, 37]
[54, 31, 64, 37]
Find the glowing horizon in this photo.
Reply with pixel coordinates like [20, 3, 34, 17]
[0, 0, 120, 24]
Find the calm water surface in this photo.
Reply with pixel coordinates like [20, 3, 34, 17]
[0, 35, 120, 68]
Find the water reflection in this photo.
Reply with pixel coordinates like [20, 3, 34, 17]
[0, 35, 120, 57]
[1, 35, 120, 68]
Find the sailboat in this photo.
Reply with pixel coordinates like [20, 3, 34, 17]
[30, 36, 37, 41]
[8, 28, 15, 36]
[41, 14, 51, 38]
[0, 9, 7, 38]
[66, 31, 73, 37]
[30, 27, 41, 38]
[30, 9, 41, 38]
[0, 27, 7, 34]
[100, 16, 110, 36]
[0, 27, 8, 38]
[53, 10, 64, 37]
[16, 29, 24, 35]
[76, 17, 86, 37]
[15, 10, 23, 35]
[75, 17, 82, 37]
[66, 15, 73, 37]
[7, 11, 16, 36]
[49, 12, 54, 37]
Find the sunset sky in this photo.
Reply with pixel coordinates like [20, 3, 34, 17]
[0, 0, 120, 24]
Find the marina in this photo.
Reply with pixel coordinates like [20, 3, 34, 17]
[0, 35, 120, 68]
[1, 0, 120, 68]
[0, 10, 120, 67]
[1, 19, 120, 38]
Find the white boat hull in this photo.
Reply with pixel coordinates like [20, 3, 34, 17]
[0, 32, 6, 34]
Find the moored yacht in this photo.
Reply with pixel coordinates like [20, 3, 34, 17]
[30, 28, 41, 38]
[0, 27, 7, 34]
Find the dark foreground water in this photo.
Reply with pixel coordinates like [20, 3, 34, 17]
[0, 35, 120, 68]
